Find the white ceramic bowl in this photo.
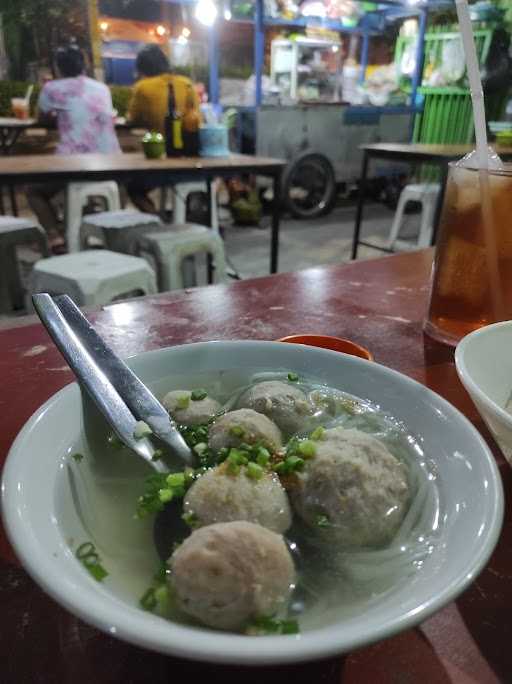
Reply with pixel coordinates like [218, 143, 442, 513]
[456, 320, 512, 464]
[2, 341, 504, 665]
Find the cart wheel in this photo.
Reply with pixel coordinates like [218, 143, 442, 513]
[282, 153, 336, 219]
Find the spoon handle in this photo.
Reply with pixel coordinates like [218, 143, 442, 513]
[32, 294, 191, 472]
[53, 295, 194, 467]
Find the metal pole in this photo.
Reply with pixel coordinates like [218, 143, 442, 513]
[351, 150, 370, 260]
[410, 9, 427, 109]
[208, 24, 220, 105]
[254, 0, 264, 107]
[359, 32, 370, 84]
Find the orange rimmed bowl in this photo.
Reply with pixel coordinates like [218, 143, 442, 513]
[278, 334, 373, 361]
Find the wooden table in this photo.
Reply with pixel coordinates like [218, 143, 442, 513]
[1, 249, 510, 683]
[0, 117, 37, 154]
[0, 152, 286, 273]
[351, 142, 512, 259]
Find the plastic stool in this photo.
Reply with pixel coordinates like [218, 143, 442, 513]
[80, 210, 163, 254]
[29, 250, 157, 306]
[136, 224, 227, 291]
[66, 181, 121, 253]
[387, 183, 440, 250]
[0, 216, 49, 313]
[160, 182, 219, 234]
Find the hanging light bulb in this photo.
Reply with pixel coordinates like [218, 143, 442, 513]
[195, 0, 218, 27]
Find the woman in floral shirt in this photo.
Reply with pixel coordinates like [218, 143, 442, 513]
[27, 45, 120, 246]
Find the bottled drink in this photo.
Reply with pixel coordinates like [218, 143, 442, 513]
[182, 84, 200, 156]
[164, 83, 183, 157]
[424, 163, 512, 346]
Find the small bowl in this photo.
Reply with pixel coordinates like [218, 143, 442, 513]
[2, 341, 503, 665]
[142, 132, 165, 159]
[455, 320, 512, 464]
[279, 334, 373, 361]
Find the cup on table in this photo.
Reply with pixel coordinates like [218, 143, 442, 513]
[11, 97, 29, 120]
[424, 162, 512, 346]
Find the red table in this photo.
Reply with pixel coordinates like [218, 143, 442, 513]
[1, 249, 510, 684]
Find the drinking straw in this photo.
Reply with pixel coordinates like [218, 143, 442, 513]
[24, 84, 33, 106]
[454, 0, 504, 319]
[454, 0, 489, 168]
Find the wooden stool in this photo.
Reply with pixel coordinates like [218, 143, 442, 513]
[136, 224, 227, 291]
[0, 216, 49, 313]
[80, 210, 163, 254]
[29, 250, 157, 306]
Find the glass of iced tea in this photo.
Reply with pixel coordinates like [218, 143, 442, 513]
[424, 162, 512, 346]
[11, 98, 29, 120]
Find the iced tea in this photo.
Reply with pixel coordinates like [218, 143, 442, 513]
[425, 163, 512, 346]
[11, 98, 29, 119]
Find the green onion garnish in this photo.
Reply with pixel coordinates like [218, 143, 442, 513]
[133, 420, 152, 440]
[316, 514, 331, 528]
[191, 389, 208, 401]
[228, 448, 249, 465]
[140, 587, 158, 611]
[246, 462, 264, 480]
[285, 455, 305, 472]
[176, 395, 190, 409]
[229, 425, 245, 438]
[287, 372, 299, 382]
[310, 426, 326, 441]
[158, 488, 173, 503]
[154, 563, 168, 582]
[151, 449, 164, 461]
[298, 440, 316, 459]
[246, 616, 299, 635]
[256, 446, 271, 467]
[71, 452, 84, 462]
[76, 542, 109, 582]
[273, 461, 286, 475]
[182, 511, 199, 528]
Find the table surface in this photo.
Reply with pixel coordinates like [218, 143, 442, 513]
[361, 141, 512, 160]
[0, 152, 285, 180]
[1, 249, 510, 684]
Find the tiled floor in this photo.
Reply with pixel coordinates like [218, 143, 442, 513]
[2, 193, 423, 326]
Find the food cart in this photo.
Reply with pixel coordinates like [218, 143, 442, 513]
[175, 0, 457, 217]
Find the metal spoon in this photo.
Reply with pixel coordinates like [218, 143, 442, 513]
[32, 293, 194, 473]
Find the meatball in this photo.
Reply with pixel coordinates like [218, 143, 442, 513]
[169, 521, 295, 631]
[237, 380, 315, 435]
[162, 390, 221, 426]
[184, 463, 292, 534]
[208, 408, 282, 453]
[290, 427, 410, 547]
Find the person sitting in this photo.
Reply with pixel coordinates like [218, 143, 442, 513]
[27, 44, 120, 247]
[126, 45, 201, 214]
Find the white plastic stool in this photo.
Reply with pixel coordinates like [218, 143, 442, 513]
[136, 224, 227, 291]
[80, 210, 163, 254]
[66, 181, 121, 253]
[387, 183, 440, 251]
[0, 217, 49, 313]
[29, 250, 157, 306]
[160, 182, 219, 234]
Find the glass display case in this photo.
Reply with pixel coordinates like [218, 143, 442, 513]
[270, 37, 343, 103]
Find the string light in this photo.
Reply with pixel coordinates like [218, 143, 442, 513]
[99, 21, 109, 31]
[156, 24, 167, 36]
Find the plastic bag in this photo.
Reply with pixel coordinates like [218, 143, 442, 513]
[439, 38, 466, 84]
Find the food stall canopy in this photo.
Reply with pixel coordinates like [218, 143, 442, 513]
[160, 0, 454, 107]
